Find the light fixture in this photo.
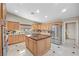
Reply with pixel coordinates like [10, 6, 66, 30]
[62, 9, 67, 13]
[36, 9, 40, 13]
[45, 16, 48, 18]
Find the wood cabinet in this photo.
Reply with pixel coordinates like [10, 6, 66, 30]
[0, 4, 2, 20]
[32, 23, 52, 31]
[0, 3, 6, 20]
[7, 21, 20, 31]
[28, 38, 34, 53]
[25, 36, 29, 48]
[25, 36, 51, 56]
[2, 4, 6, 19]
[8, 34, 25, 45]
[32, 24, 36, 30]
[35, 38, 51, 56]
[32, 23, 52, 35]
[36, 39, 46, 55]
[14, 35, 19, 43]
[8, 35, 13, 44]
[45, 38, 51, 51]
[8, 35, 18, 44]
[0, 3, 6, 56]
[0, 27, 2, 56]
[19, 34, 25, 42]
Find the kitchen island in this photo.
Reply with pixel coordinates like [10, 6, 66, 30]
[25, 34, 51, 56]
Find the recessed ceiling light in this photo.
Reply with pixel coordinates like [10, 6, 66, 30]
[36, 9, 40, 13]
[15, 10, 18, 13]
[62, 9, 67, 13]
[45, 16, 48, 18]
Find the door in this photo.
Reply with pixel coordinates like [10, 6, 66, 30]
[66, 22, 76, 46]
[66, 22, 76, 40]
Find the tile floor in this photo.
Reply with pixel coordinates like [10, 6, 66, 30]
[7, 39, 79, 56]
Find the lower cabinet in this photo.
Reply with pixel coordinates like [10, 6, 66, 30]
[8, 34, 25, 45]
[8, 35, 13, 44]
[45, 38, 51, 52]
[0, 29, 2, 56]
[19, 34, 25, 42]
[36, 39, 46, 55]
[25, 36, 29, 48]
[28, 38, 34, 53]
[25, 36, 51, 56]
[0, 48, 2, 56]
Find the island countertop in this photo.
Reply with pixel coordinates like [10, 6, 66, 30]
[26, 34, 51, 41]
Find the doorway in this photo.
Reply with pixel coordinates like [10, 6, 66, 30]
[65, 22, 76, 47]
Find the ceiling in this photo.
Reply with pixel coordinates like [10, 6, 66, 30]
[6, 3, 79, 23]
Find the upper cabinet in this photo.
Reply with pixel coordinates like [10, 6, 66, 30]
[6, 21, 20, 31]
[0, 3, 7, 20]
[32, 23, 38, 30]
[32, 23, 52, 31]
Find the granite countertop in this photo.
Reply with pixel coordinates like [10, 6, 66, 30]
[26, 34, 51, 41]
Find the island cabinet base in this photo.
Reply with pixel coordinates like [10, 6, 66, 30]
[25, 35, 51, 56]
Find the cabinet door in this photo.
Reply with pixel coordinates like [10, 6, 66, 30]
[28, 38, 34, 53]
[32, 24, 35, 30]
[7, 21, 19, 31]
[8, 35, 13, 44]
[41, 24, 43, 30]
[0, 4, 2, 20]
[14, 35, 19, 43]
[7, 21, 13, 31]
[45, 38, 51, 50]
[0, 3, 6, 20]
[0, 48, 2, 56]
[3, 4, 6, 19]
[33, 40, 37, 55]
[25, 36, 29, 48]
[37, 39, 45, 55]
[19, 35, 25, 42]
[13, 22, 19, 30]
[0, 27, 2, 56]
